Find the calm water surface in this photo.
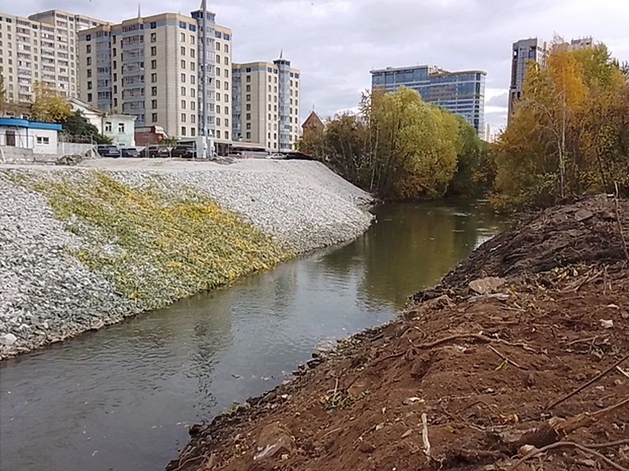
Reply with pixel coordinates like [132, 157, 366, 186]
[0, 202, 505, 471]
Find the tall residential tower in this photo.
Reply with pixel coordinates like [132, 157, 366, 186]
[0, 10, 108, 102]
[232, 55, 300, 152]
[78, 8, 232, 142]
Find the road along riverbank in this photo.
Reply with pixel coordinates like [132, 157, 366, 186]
[0, 159, 373, 359]
[168, 195, 629, 471]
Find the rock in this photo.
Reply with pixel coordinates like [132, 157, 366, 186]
[402, 397, 425, 405]
[0, 333, 17, 346]
[253, 423, 295, 462]
[575, 209, 594, 222]
[469, 277, 506, 295]
[358, 442, 375, 454]
[600, 319, 614, 329]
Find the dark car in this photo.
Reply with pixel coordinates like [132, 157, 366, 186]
[97, 145, 121, 158]
[171, 143, 197, 158]
[140, 145, 170, 158]
[121, 147, 140, 158]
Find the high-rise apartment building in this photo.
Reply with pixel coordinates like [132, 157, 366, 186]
[78, 8, 232, 142]
[0, 10, 107, 103]
[370, 65, 486, 134]
[508, 38, 548, 122]
[508, 36, 593, 123]
[232, 55, 301, 152]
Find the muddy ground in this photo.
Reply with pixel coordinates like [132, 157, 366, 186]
[167, 195, 629, 471]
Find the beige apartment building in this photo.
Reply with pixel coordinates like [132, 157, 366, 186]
[232, 56, 300, 152]
[0, 10, 107, 103]
[78, 9, 231, 142]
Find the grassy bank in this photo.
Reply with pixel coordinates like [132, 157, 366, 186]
[10, 170, 292, 311]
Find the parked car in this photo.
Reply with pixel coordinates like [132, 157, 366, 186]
[97, 145, 121, 158]
[120, 147, 140, 158]
[171, 143, 197, 158]
[140, 145, 170, 158]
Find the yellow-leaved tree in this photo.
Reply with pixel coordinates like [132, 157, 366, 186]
[30, 82, 73, 123]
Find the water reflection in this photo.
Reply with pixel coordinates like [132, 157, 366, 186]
[0, 201, 506, 471]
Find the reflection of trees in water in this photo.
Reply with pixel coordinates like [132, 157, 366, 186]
[351, 202, 505, 310]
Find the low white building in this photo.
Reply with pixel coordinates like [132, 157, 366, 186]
[0, 117, 61, 154]
[68, 98, 137, 147]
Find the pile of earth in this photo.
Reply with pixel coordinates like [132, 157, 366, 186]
[167, 195, 629, 471]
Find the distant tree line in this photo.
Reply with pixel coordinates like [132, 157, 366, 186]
[300, 39, 629, 210]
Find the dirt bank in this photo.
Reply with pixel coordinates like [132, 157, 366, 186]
[167, 195, 629, 471]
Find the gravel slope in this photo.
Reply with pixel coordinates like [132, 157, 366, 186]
[0, 159, 374, 358]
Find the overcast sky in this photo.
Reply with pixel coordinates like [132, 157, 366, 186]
[9, 0, 629, 131]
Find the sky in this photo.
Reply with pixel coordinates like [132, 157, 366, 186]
[9, 0, 629, 132]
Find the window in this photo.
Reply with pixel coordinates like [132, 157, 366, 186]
[190, 62, 195, 71]
[190, 75, 195, 84]
[190, 101, 195, 110]
[191, 128, 196, 136]
[223, 56, 228, 65]
[216, 93, 221, 101]
[150, 21, 157, 29]
[36, 136, 50, 144]
[191, 88, 195, 97]
[151, 73, 157, 83]
[246, 122, 251, 130]
[246, 75, 251, 83]
[118, 123, 125, 133]
[216, 118, 221, 126]
[151, 86, 157, 96]
[151, 99, 157, 109]
[216, 42, 220, 51]
[180, 32, 185, 42]
[86, 57, 91, 65]
[86, 44, 91, 53]
[181, 59, 186, 69]
[223, 82, 228, 90]
[246, 84, 251, 92]
[216, 105, 221, 114]
[181, 126, 186, 136]
[191, 115, 196, 123]
[152, 113, 157, 122]
[151, 46, 156, 56]
[216, 54, 221, 63]
[87, 92, 92, 101]
[190, 35, 195, 44]
[217, 80, 221, 89]
[268, 84, 271, 92]
[216, 130, 221, 139]
[181, 86, 186, 96]
[246, 94, 251, 101]
[181, 100, 186, 109]
[180, 73, 186, 82]
[224, 44, 228, 53]
[246, 113, 251, 120]
[246, 104, 251, 111]
[225, 118, 229, 127]
[181, 113, 186, 122]
[151, 59, 157, 69]
[151, 32, 156, 42]
[180, 46, 185, 55]
[87, 69, 92, 78]
[246, 132, 251, 139]
[217, 67, 221, 76]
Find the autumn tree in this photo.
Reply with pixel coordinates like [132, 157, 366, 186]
[30, 82, 72, 123]
[494, 41, 629, 209]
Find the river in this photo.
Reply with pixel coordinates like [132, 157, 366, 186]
[0, 201, 505, 471]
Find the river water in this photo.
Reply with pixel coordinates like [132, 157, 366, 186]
[0, 202, 505, 471]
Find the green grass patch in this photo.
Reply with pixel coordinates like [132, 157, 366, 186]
[10, 170, 292, 310]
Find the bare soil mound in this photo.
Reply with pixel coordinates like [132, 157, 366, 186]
[167, 197, 629, 471]
[415, 195, 629, 302]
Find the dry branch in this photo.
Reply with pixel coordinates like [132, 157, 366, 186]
[547, 353, 629, 409]
[509, 441, 629, 471]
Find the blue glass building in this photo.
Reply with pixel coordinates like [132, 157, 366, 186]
[370, 65, 486, 135]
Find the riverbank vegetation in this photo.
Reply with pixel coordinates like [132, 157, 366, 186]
[300, 88, 492, 200]
[301, 40, 629, 210]
[11, 170, 292, 311]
